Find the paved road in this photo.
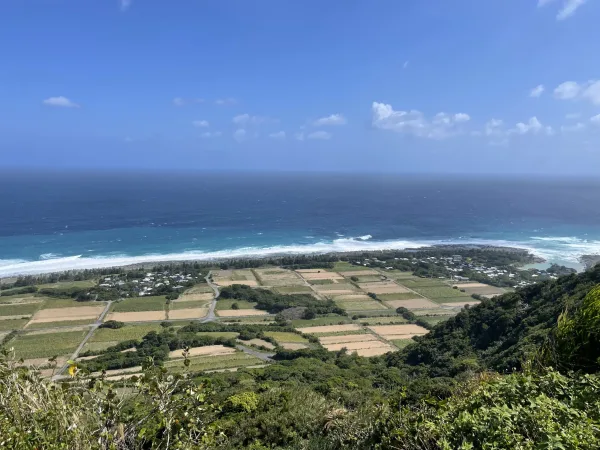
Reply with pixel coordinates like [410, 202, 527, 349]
[53, 300, 112, 379]
[201, 271, 219, 323]
[235, 344, 274, 361]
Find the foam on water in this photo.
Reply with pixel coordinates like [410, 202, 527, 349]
[0, 234, 598, 277]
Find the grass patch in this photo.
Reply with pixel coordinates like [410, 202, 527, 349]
[392, 339, 415, 349]
[82, 341, 119, 353]
[215, 299, 256, 310]
[351, 276, 382, 283]
[0, 319, 29, 331]
[413, 309, 457, 316]
[170, 300, 209, 310]
[274, 286, 313, 294]
[111, 296, 166, 312]
[37, 280, 96, 289]
[0, 303, 40, 316]
[349, 310, 400, 318]
[25, 319, 96, 330]
[89, 323, 163, 343]
[312, 329, 369, 337]
[433, 296, 476, 303]
[315, 283, 356, 291]
[417, 316, 450, 326]
[196, 332, 239, 339]
[399, 279, 449, 289]
[290, 316, 352, 328]
[9, 330, 87, 359]
[263, 331, 308, 343]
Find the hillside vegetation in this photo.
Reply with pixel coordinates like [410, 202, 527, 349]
[1, 266, 600, 449]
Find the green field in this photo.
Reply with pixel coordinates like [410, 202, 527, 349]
[274, 285, 313, 293]
[170, 300, 209, 310]
[433, 297, 474, 303]
[9, 330, 87, 359]
[215, 299, 257, 310]
[182, 285, 213, 294]
[165, 353, 263, 372]
[308, 279, 335, 285]
[89, 323, 163, 343]
[411, 287, 471, 299]
[290, 316, 353, 327]
[264, 331, 308, 343]
[312, 329, 369, 337]
[111, 296, 166, 312]
[376, 292, 424, 301]
[333, 262, 372, 272]
[350, 275, 382, 283]
[25, 319, 96, 330]
[37, 280, 96, 289]
[398, 279, 449, 288]
[0, 303, 40, 316]
[0, 318, 29, 331]
[335, 300, 387, 311]
[41, 298, 103, 309]
[413, 309, 457, 316]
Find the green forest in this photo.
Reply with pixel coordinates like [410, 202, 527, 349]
[2, 265, 600, 449]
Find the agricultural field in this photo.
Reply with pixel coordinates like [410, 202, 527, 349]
[274, 285, 314, 294]
[216, 309, 269, 318]
[377, 292, 426, 301]
[168, 308, 208, 320]
[170, 300, 209, 310]
[27, 305, 105, 326]
[319, 333, 395, 357]
[253, 269, 306, 287]
[357, 316, 408, 325]
[164, 352, 264, 373]
[368, 324, 429, 341]
[0, 318, 29, 331]
[440, 300, 481, 308]
[411, 286, 472, 300]
[111, 296, 167, 312]
[334, 299, 388, 311]
[452, 282, 506, 297]
[212, 270, 259, 287]
[358, 281, 410, 295]
[243, 339, 276, 350]
[297, 323, 363, 334]
[196, 331, 239, 339]
[168, 345, 236, 359]
[263, 331, 309, 344]
[37, 280, 96, 289]
[215, 299, 257, 310]
[296, 270, 344, 281]
[332, 262, 374, 272]
[290, 316, 353, 328]
[7, 329, 88, 360]
[0, 302, 41, 316]
[87, 323, 163, 346]
[26, 319, 96, 329]
[382, 298, 440, 309]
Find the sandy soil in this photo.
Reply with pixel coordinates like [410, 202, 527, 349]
[244, 339, 276, 350]
[323, 340, 390, 352]
[20, 356, 67, 368]
[216, 309, 269, 317]
[441, 301, 481, 307]
[178, 293, 213, 302]
[383, 298, 440, 309]
[299, 272, 344, 280]
[31, 306, 103, 321]
[91, 366, 143, 377]
[355, 347, 395, 357]
[297, 324, 362, 334]
[279, 342, 308, 350]
[168, 345, 236, 359]
[23, 326, 90, 335]
[319, 334, 379, 345]
[368, 324, 429, 337]
[168, 308, 209, 320]
[213, 270, 233, 278]
[106, 311, 166, 322]
[340, 270, 381, 276]
[215, 280, 259, 287]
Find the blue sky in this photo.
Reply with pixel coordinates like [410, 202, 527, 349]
[1, 0, 599, 174]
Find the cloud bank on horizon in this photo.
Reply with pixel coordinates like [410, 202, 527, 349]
[1, 0, 599, 173]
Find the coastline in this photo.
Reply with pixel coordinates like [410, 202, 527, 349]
[0, 244, 538, 280]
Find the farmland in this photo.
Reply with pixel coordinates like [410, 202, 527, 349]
[111, 296, 167, 312]
[7, 329, 88, 359]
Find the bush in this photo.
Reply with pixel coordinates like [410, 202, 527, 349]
[231, 302, 239, 310]
[98, 320, 124, 329]
[367, 292, 377, 300]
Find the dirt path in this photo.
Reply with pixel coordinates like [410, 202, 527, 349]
[201, 271, 219, 323]
[53, 300, 112, 380]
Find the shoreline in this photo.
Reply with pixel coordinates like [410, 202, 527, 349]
[0, 244, 539, 280]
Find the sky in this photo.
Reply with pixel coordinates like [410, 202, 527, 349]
[1, 0, 599, 174]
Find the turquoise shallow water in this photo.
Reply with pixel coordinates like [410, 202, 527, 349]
[1, 172, 599, 276]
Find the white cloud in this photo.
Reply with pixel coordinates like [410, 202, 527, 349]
[557, 0, 587, 20]
[530, 84, 545, 98]
[313, 114, 347, 126]
[233, 129, 247, 142]
[371, 102, 471, 140]
[554, 80, 600, 105]
[173, 97, 204, 106]
[269, 131, 286, 139]
[201, 131, 222, 138]
[484, 119, 504, 136]
[42, 96, 79, 108]
[232, 113, 274, 126]
[193, 120, 209, 128]
[554, 81, 581, 99]
[513, 117, 544, 134]
[173, 97, 185, 107]
[566, 112, 581, 119]
[561, 122, 586, 132]
[307, 131, 332, 140]
[215, 98, 237, 106]
[403, 60, 409, 69]
[120, 0, 132, 11]
[590, 114, 600, 125]
[295, 132, 305, 141]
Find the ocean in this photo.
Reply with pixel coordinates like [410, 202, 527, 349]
[1, 172, 599, 276]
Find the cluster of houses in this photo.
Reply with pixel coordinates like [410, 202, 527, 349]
[98, 271, 202, 297]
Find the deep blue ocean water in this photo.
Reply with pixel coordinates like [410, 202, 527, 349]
[1, 172, 599, 276]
